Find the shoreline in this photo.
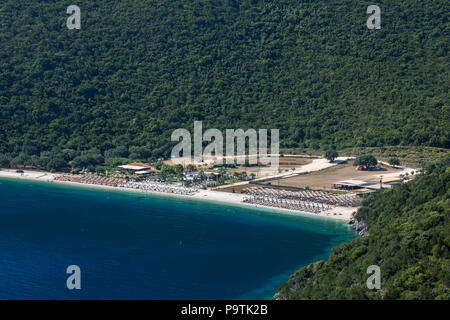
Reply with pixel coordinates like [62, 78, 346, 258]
[0, 169, 355, 222]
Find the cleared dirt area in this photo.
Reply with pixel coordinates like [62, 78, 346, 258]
[165, 156, 313, 174]
[273, 160, 403, 190]
[278, 156, 314, 167]
[278, 156, 314, 172]
[227, 156, 313, 175]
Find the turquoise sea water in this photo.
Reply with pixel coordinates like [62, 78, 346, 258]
[0, 178, 356, 299]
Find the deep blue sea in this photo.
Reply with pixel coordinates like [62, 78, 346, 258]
[0, 178, 356, 299]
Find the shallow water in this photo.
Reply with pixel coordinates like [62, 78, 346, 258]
[0, 178, 356, 299]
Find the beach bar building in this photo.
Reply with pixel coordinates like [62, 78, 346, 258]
[333, 180, 369, 190]
[333, 177, 404, 196]
[117, 162, 158, 177]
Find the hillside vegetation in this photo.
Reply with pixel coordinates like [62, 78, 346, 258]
[0, 0, 448, 167]
[277, 159, 449, 299]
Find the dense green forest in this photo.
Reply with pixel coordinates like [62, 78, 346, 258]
[277, 158, 449, 299]
[0, 0, 448, 168]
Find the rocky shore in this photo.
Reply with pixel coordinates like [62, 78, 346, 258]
[349, 219, 369, 237]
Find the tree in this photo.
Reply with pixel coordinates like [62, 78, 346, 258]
[62, 149, 78, 162]
[0, 154, 11, 168]
[153, 160, 164, 171]
[105, 146, 128, 163]
[389, 158, 401, 166]
[217, 167, 228, 184]
[186, 164, 196, 172]
[11, 153, 30, 168]
[45, 153, 68, 171]
[198, 169, 205, 181]
[218, 167, 227, 177]
[175, 164, 184, 181]
[233, 171, 247, 180]
[128, 146, 151, 160]
[354, 154, 378, 169]
[158, 170, 168, 182]
[325, 150, 339, 162]
[71, 150, 104, 169]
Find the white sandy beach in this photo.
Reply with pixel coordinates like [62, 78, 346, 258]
[0, 169, 57, 181]
[193, 189, 355, 221]
[0, 169, 356, 221]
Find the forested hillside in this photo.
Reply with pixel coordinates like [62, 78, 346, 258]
[277, 158, 449, 300]
[0, 0, 448, 163]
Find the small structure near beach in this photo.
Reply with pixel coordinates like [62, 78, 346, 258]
[117, 162, 158, 177]
[333, 176, 404, 195]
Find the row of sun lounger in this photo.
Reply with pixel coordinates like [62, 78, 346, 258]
[243, 187, 360, 207]
[120, 181, 197, 195]
[54, 173, 125, 187]
[54, 174, 197, 196]
[243, 196, 331, 213]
